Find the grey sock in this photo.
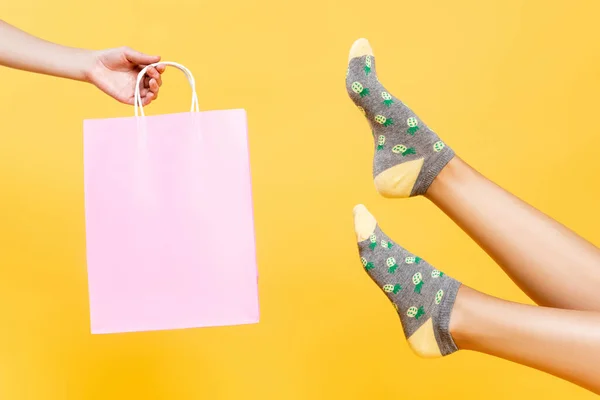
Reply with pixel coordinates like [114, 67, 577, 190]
[355, 207, 461, 357]
[346, 39, 455, 197]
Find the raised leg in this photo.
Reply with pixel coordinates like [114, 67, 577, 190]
[426, 157, 600, 311]
[451, 285, 600, 395]
[354, 205, 600, 395]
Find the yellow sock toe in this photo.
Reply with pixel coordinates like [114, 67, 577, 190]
[353, 204, 377, 242]
[348, 38, 374, 62]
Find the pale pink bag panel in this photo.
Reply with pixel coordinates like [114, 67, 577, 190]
[83, 62, 259, 334]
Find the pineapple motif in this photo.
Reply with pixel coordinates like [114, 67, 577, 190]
[375, 115, 394, 127]
[381, 92, 394, 107]
[392, 144, 416, 157]
[383, 283, 402, 294]
[393, 303, 399, 311]
[407, 306, 425, 320]
[435, 289, 444, 305]
[380, 239, 393, 249]
[377, 135, 386, 151]
[431, 270, 445, 278]
[412, 272, 424, 294]
[369, 234, 377, 250]
[406, 117, 420, 135]
[386, 257, 398, 273]
[361, 257, 374, 271]
[405, 256, 422, 265]
[357, 106, 366, 116]
[433, 141, 445, 152]
[351, 82, 370, 97]
[364, 55, 372, 76]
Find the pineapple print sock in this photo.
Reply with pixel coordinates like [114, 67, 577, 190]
[353, 204, 461, 357]
[346, 39, 455, 197]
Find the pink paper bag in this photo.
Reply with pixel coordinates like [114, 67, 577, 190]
[83, 62, 259, 334]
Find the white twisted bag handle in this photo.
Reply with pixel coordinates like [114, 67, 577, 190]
[134, 61, 200, 117]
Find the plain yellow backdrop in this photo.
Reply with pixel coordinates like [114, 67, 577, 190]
[1, 0, 600, 399]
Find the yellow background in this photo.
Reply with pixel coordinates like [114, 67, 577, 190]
[1, 0, 600, 398]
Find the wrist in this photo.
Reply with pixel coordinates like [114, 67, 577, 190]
[72, 48, 96, 83]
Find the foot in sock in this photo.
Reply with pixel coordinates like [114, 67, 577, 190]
[353, 204, 461, 357]
[346, 39, 455, 198]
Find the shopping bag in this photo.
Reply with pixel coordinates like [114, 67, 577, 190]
[83, 62, 259, 334]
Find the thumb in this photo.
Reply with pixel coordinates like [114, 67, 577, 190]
[123, 47, 161, 66]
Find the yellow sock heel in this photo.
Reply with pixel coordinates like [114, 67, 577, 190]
[374, 158, 424, 198]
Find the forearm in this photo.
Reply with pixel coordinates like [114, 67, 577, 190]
[0, 20, 92, 81]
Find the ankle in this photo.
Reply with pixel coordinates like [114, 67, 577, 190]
[424, 156, 461, 200]
[448, 285, 473, 348]
[448, 285, 479, 350]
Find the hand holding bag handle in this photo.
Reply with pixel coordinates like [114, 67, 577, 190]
[134, 61, 200, 117]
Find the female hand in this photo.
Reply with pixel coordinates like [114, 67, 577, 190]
[86, 47, 166, 106]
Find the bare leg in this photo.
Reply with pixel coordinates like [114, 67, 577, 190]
[425, 157, 600, 311]
[451, 286, 600, 394]
[353, 204, 600, 392]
